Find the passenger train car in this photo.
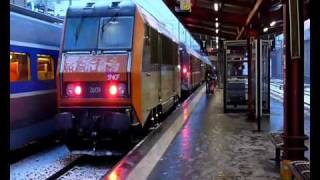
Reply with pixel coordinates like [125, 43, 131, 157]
[56, 1, 211, 152]
[180, 44, 207, 96]
[10, 4, 63, 150]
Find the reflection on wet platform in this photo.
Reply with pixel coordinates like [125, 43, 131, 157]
[148, 90, 281, 180]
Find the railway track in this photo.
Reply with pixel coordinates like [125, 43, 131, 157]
[10, 87, 200, 180]
[10, 145, 123, 180]
[47, 155, 121, 180]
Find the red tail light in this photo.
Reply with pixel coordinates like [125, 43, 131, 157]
[109, 85, 118, 96]
[183, 67, 187, 74]
[74, 85, 82, 95]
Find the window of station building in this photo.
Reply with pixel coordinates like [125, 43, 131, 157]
[10, 52, 31, 82]
[37, 54, 54, 80]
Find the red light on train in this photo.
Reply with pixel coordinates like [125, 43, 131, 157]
[183, 67, 187, 74]
[74, 85, 82, 95]
[109, 85, 118, 96]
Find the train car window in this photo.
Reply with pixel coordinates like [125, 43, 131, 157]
[37, 54, 54, 80]
[10, 52, 31, 82]
[63, 17, 99, 51]
[150, 27, 158, 64]
[98, 16, 134, 50]
[162, 35, 173, 65]
[172, 43, 178, 65]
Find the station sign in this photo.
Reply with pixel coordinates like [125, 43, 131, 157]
[289, 0, 301, 59]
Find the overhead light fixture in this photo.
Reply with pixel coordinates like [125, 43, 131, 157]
[216, 29, 219, 34]
[216, 44, 219, 49]
[214, 3, 218, 11]
[270, 21, 276, 27]
[215, 22, 219, 28]
[216, 36, 219, 43]
[215, 18, 218, 21]
[263, 27, 268, 32]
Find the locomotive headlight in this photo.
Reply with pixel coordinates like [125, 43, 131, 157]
[66, 84, 74, 96]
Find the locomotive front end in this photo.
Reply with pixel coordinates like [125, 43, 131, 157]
[56, 3, 138, 151]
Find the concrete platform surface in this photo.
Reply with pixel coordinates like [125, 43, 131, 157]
[148, 90, 279, 180]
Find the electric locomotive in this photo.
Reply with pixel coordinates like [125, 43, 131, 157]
[56, 0, 211, 153]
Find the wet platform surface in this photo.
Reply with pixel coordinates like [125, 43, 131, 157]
[148, 89, 280, 180]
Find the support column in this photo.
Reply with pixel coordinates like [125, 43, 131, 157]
[282, 0, 307, 161]
[256, 34, 262, 131]
[248, 29, 258, 121]
[247, 36, 254, 120]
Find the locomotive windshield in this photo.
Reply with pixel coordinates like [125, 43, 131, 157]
[63, 16, 134, 51]
[64, 17, 100, 51]
[98, 16, 134, 50]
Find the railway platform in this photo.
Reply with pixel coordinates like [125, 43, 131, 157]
[148, 89, 278, 180]
[105, 86, 311, 180]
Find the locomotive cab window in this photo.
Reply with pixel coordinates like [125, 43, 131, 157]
[63, 17, 99, 51]
[10, 52, 31, 82]
[37, 54, 54, 80]
[98, 16, 134, 50]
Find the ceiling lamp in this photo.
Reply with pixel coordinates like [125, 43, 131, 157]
[215, 22, 219, 28]
[215, 18, 218, 21]
[216, 29, 219, 34]
[263, 27, 268, 32]
[214, 3, 218, 11]
[216, 36, 219, 43]
[270, 21, 276, 27]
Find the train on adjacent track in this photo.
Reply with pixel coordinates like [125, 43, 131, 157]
[10, 4, 63, 150]
[55, 0, 212, 153]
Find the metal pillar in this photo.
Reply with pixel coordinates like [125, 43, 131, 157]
[247, 36, 254, 120]
[256, 36, 262, 131]
[282, 0, 307, 161]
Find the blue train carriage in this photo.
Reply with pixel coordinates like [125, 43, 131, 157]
[10, 4, 63, 150]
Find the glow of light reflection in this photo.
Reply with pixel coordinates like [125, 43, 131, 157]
[183, 106, 189, 122]
[108, 171, 118, 180]
[106, 169, 120, 180]
[181, 125, 191, 160]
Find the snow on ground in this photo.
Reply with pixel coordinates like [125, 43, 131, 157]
[10, 145, 80, 180]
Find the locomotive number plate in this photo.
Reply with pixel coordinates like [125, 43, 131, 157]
[86, 83, 104, 98]
[89, 86, 102, 94]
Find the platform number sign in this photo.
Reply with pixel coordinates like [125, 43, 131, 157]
[289, 0, 301, 59]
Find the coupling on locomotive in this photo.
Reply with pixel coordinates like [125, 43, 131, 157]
[56, 1, 212, 152]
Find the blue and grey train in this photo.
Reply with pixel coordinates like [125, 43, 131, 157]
[10, 4, 63, 150]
